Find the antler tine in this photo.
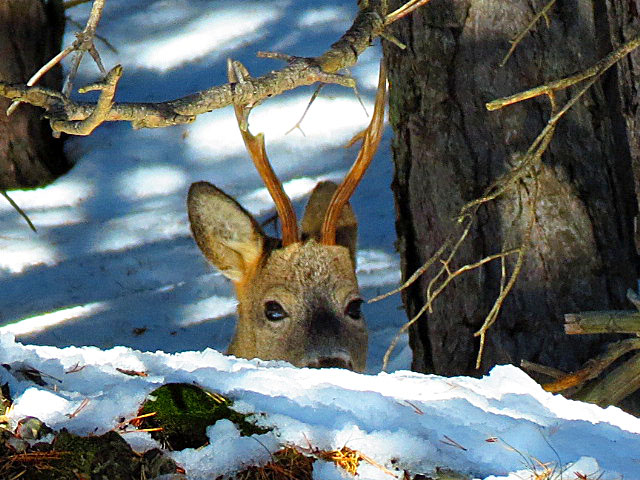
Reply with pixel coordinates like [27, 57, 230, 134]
[321, 60, 387, 246]
[227, 59, 299, 246]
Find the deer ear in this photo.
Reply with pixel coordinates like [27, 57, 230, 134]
[188, 181, 265, 282]
[301, 181, 358, 263]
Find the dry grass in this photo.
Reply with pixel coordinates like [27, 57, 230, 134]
[229, 444, 400, 480]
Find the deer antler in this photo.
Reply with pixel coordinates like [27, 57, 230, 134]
[227, 59, 300, 246]
[321, 60, 387, 246]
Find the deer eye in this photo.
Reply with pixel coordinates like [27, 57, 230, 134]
[345, 299, 364, 320]
[264, 301, 288, 322]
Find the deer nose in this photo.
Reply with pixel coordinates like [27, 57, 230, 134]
[303, 350, 354, 370]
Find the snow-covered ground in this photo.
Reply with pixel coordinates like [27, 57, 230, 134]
[2, 335, 640, 480]
[1, 1, 639, 479]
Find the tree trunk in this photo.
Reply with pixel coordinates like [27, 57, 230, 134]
[0, 0, 69, 189]
[604, 1, 640, 248]
[383, 0, 639, 380]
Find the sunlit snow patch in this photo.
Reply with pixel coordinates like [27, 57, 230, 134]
[96, 210, 187, 252]
[10, 387, 74, 424]
[0, 302, 108, 336]
[298, 6, 351, 30]
[357, 249, 401, 288]
[179, 296, 237, 327]
[0, 180, 93, 211]
[171, 419, 278, 479]
[117, 165, 188, 201]
[123, 6, 281, 71]
[239, 177, 323, 215]
[185, 95, 376, 160]
[0, 236, 59, 274]
[26, 208, 86, 228]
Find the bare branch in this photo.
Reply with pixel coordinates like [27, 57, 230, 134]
[50, 64, 122, 135]
[571, 349, 640, 407]
[520, 360, 566, 380]
[0, 1, 401, 134]
[474, 172, 539, 369]
[564, 310, 640, 335]
[487, 33, 640, 111]
[380, 215, 521, 371]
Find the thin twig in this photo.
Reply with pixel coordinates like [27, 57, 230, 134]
[370, 237, 453, 303]
[66, 398, 90, 418]
[66, 17, 118, 53]
[63, 0, 108, 100]
[488, 33, 640, 110]
[6, 46, 74, 116]
[380, 230, 520, 370]
[349, 69, 369, 117]
[285, 84, 324, 135]
[385, 0, 434, 26]
[474, 171, 539, 368]
[500, 0, 557, 67]
[1, 191, 36, 233]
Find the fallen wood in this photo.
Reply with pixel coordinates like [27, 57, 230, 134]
[542, 338, 640, 393]
[572, 352, 640, 407]
[564, 311, 640, 334]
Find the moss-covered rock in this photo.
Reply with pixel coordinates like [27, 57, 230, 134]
[138, 383, 270, 450]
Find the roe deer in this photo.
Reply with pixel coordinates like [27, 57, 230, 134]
[187, 61, 386, 371]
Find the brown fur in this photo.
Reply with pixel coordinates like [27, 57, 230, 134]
[187, 181, 368, 371]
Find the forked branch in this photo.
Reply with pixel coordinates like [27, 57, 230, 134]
[7, 0, 108, 118]
[0, 0, 408, 133]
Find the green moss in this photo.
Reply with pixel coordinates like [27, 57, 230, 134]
[139, 383, 270, 450]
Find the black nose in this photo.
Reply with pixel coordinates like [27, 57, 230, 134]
[306, 356, 354, 370]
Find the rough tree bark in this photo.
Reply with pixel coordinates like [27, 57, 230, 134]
[0, 0, 68, 189]
[605, 1, 640, 246]
[383, 0, 639, 383]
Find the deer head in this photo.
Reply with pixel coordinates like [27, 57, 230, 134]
[187, 61, 386, 371]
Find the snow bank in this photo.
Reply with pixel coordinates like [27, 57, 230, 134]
[1, 334, 638, 480]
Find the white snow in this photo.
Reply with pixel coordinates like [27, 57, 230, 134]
[1, 1, 639, 479]
[1, 335, 639, 479]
